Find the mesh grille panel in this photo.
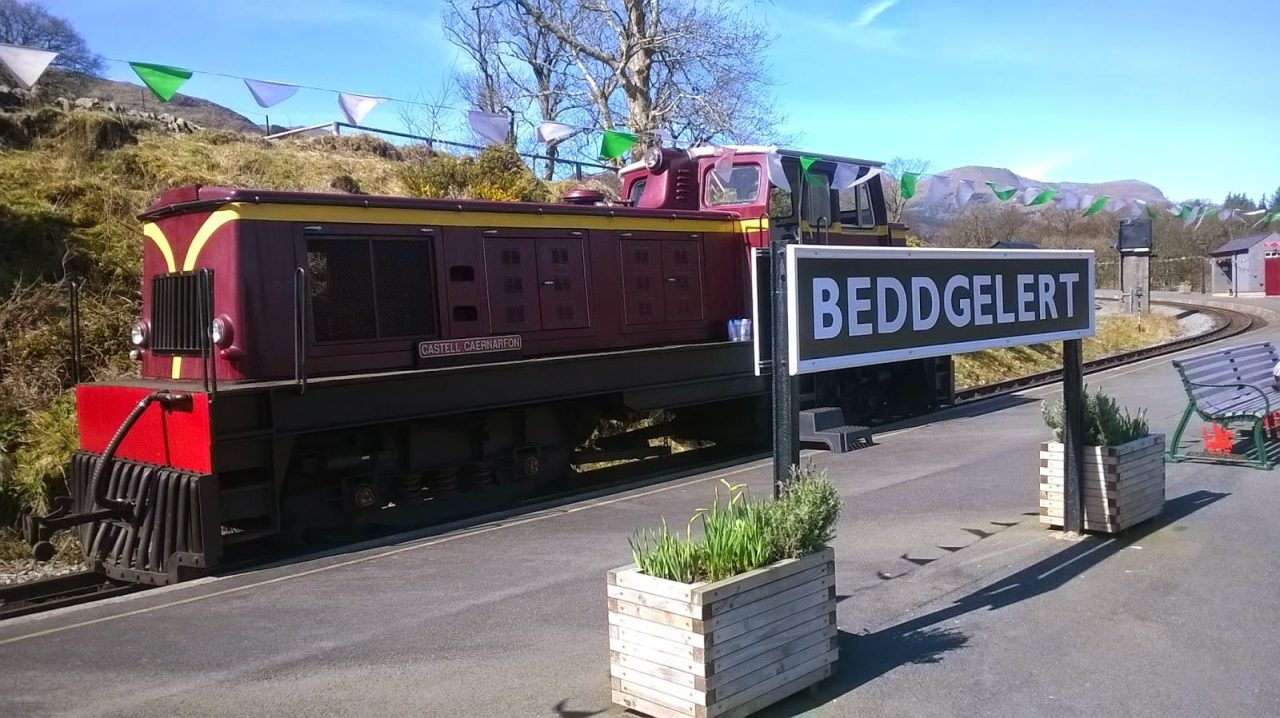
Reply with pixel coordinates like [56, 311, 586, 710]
[308, 237, 436, 342]
[150, 272, 208, 355]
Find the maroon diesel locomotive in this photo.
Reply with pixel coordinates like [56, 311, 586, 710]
[29, 146, 953, 584]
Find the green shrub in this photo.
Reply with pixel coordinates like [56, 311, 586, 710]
[1042, 387, 1148, 446]
[629, 465, 841, 583]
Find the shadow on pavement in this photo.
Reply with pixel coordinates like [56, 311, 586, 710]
[760, 489, 1231, 717]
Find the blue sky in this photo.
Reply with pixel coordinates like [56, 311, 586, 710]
[46, 0, 1280, 203]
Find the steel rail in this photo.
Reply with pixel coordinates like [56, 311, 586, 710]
[0, 571, 140, 621]
[955, 302, 1259, 403]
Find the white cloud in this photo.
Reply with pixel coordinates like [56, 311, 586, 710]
[852, 0, 900, 27]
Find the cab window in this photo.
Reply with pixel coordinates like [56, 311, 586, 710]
[839, 183, 877, 227]
[628, 178, 647, 204]
[704, 165, 761, 207]
[803, 172, 832, 227]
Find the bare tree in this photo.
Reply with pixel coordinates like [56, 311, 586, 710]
[0, 0, 103, 76]
[883, 157, 932, 223]
[504, 0, 781, 155]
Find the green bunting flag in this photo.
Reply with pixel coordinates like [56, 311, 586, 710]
[1083, 195, 1109, 217]
[1027, 188, 1057, 206]
[900, 172, 919, 199]
[598, 130, 638, 160]
[129, 62, 193, 102]
[1177, 205, 1192, 221]
[1146, 203, 1160, 220]
[799, 155, 819, 176]
[985, 181, 1017, 202]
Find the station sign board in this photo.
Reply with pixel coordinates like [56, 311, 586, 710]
[785, 246, 1095, 376]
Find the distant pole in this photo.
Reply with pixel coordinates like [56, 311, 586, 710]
[264, 114, 270, 136]
[1062, 339, 1085, 535]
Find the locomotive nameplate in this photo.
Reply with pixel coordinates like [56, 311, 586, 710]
[417, 335, 523, 360]
[786, 246, 1095, 376]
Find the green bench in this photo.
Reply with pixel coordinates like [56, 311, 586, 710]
[1169, 341, 1280, 469]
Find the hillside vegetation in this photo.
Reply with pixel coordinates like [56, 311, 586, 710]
[0, 104, 561, 529]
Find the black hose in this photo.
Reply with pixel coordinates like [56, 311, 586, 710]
[89, 391, 192, 515]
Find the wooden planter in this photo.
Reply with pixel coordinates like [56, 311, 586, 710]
[607, 547, 837, 718]
[1039, 434, 1166, 533]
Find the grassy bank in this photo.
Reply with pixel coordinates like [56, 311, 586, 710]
[953, 312, 1184, 389]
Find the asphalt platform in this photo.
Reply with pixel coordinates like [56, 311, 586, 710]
[3, 295, 1280, 717]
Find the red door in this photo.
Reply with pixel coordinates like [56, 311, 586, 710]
[1266, 252, 1280, 296]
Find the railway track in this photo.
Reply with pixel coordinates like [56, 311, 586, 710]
[0, 572, 140, 621]
[0, 301, 1261, 622]
[955, 301, 1259, 402]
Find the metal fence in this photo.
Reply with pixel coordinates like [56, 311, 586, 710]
[265, 122, 615, 181]
[1095, 256, 1208, 293]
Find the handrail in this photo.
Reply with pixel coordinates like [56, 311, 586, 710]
[199, 268, 217, 399]
[293, 266, 307, 395]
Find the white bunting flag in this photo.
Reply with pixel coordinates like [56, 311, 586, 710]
[766, 151, 791, 193]
[832, 164, 882, 190]
[1242, 209, 1267, 217]
[338, 93, 386, 125]
[244, 78, 299, 108]
[1184, 206, 1202, 228]
[711, 146, 737, 184]
[1127, 201, 1145, 220]
[1057, 191, 1081, 212]
[536, 121, 576, 144]
[0, 42, 58, 90]
[1021, 187, 1041, 205]
[924, 175, 951, 205]
[1218, 208, 1237, 223]
[467, 110, 510, 145]
[831, 163, 860, 190]
[652, 128, 673, 146]
[1105, 198, 1127, 215]
[954, 179, 976, 208]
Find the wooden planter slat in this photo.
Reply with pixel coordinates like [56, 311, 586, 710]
[708, 563, 833, 618]
[608, 584, 703, 619]
[1038, 436, 1165, 534]
[609, 548, 838, 717]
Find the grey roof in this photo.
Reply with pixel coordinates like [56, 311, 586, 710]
[991, 240, 1040, 250]
[1210, 232, 1280, 257]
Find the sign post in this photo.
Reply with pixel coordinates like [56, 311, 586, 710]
[1062, 338, 1085, 534]
[771, 231, 799, 497]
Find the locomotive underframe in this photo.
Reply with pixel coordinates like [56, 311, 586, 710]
[69, 341, 948, 584]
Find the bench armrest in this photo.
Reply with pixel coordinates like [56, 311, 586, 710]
[1188, 380, 1274, 415]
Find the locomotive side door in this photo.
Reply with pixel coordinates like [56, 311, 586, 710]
[484, 238, 543, 333]
[661, 240, 704, 322]
[536, 237, 590, 330]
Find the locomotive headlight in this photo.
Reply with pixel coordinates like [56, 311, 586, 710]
[130, 320, 149, 347]
[210, 316, 233, 348]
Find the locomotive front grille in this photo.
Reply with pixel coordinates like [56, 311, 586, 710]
[150, 271, 210, 355]
[69, 452, 220, 585]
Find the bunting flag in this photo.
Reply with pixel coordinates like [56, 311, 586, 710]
[1183, 205, 1202, 227]
[766, 151, 791, 193]
[1057, 191, 1082, 212]
[598, 129, 638, 160]
[711, 146, 736, 184]
[467, 110, 510, 145]
[1105, 198, 1126, 214]
[1027, 188, 1057, 206]
[130, 62, 193, 102]
[0, 42, 57, 89]
[1083, 195, 1109, 217]
[832, 164, 881, 190]
[799, 155, 819, 176]
[1257, 212, 1278, 228]
[900, 172, 920, 199]
[1218, 208, 1237, 223]
[536, 121, 576, 144]
[831, 163, 860, 190]
[924, 175, 950, 205]
[1146, 203, 1160, 220]
[338, 93, 386, 125]
[985, 181, 1017, 201]
[244, 78, 299, 108]
[1243, 209, 1268, 218]
[954, 179, 976, 208]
